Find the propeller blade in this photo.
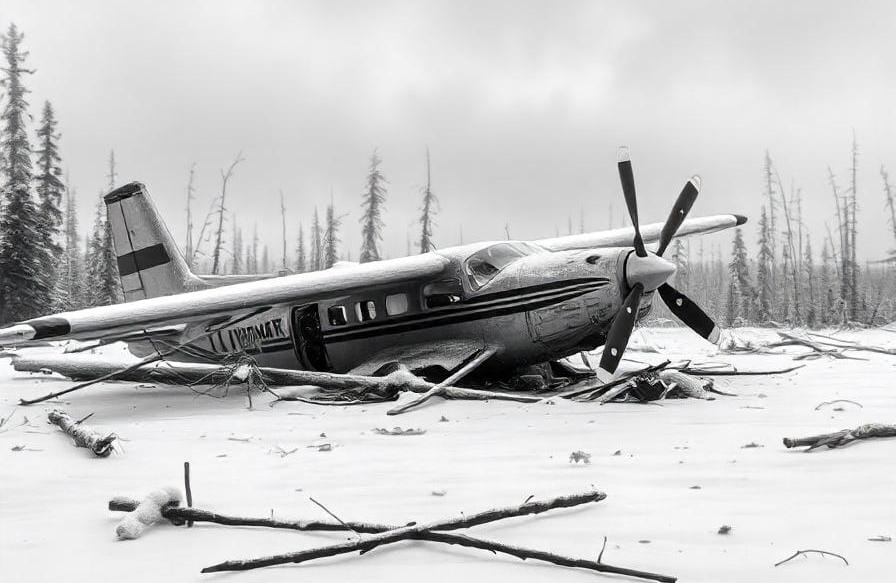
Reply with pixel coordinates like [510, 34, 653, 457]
[617, 147, 647, 257]
[657, 282, 720, 343]
[656, 175, 701, 257]
[598, 282, 644, 375]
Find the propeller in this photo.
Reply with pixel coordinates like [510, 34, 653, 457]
[594, 148, 725, 381]
[656, 176, 701, 257]
[617, 147, 647, 258]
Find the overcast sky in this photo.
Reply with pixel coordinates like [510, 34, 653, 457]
[4, 0, 895, 265]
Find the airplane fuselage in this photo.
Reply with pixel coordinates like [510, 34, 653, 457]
[128, 242, 652, 378]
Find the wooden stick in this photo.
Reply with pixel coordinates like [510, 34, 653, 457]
[109, 497, 396, 533]
[47, 409, 118, 457]
[183, 462, 193, 528]
[200, 491, 605, 572]
[783, 423, 896, 451]
[419, 531, 676, 583]
[387, 348, 496, 415]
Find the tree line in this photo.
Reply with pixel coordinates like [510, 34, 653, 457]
[2, 21, 894, 330]
[658, 140, 896, 328]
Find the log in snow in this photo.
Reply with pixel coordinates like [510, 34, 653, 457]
[47, 409, 119, 457]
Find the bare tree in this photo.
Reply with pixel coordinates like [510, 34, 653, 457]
[184, 163, 196, 269]
[211, 152, 244, 275]
[279, 189, 288, 270]
[882, 166, 896, 249]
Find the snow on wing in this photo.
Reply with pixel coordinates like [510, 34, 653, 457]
[0, 253, 450, 344]
[535, 214, 747, 252]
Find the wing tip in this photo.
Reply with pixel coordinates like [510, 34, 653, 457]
[734, 214, 748, 226]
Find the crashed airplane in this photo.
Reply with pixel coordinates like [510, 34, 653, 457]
[0, 148, 745, 385]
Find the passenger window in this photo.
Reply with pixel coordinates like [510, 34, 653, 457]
[385, 293, 409, 315]
[327, 305, 347, 326]
[423, 279, 463, 308]
[355, 300, 377, 321]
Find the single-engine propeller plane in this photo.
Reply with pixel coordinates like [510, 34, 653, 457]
[0, 148, 745, 387]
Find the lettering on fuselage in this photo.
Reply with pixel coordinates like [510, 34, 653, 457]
[210, 317, 288, 354]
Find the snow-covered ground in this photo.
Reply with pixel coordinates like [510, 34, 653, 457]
[2, 328, 895, 583]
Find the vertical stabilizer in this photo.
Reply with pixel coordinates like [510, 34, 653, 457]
[104, 182, 202, 301]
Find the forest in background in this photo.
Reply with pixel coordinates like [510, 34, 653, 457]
[1, 22, 894, 327]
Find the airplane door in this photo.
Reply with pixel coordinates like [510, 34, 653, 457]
[290, 305, 333, 371]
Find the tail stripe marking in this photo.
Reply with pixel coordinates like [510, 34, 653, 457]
[117, 243, 171, 277]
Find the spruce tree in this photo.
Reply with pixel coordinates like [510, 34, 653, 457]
[34, 101, 64, 248]
[324, 201, 341, 268]
[359, 150, 386, 263]
[670, 238, 689, 289]
[727, 227, 752, 323]
[52, 183, 84, 311]
[419, 148, 438, 253]
[0, 24, 50, 322]
[295, 223, 306, 272]
[756, 206, 773, 321]
[803, 235, 816, 327]
[310, 206, 322, 271]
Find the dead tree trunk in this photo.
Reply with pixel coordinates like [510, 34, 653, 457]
[211, 152, 244, 274]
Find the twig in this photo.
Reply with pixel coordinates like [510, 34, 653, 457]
[309, 497, 360, 540]
[419, 531, 675, 583]
[814, 400, 862, 411]
[774, 549, 849, 567]
[184, 462, 194, 528]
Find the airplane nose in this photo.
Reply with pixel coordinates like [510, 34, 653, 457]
[624, 251, 676, 291]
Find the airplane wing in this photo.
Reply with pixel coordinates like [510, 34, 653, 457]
[0, 254, 450, 345]
[535, 214, 747, 252]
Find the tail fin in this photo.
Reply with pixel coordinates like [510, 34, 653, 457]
[104, 182, 203, 301]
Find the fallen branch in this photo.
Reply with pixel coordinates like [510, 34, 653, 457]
[419, 531, 676, 582]
[774, 548, 849, 567]
[110, 491, 671, 582]
[200, 492, 606, 573]
[387, 348, 496, 415]
[47, 409, 119, 457]
[677, 364, 805, 376]
[783, 423, 896, 451]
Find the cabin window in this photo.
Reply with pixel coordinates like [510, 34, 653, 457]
[385, 293, 409, 315]
[327, 305, 348, 326]
[355, 300, 377, 321]
[423, 279, 463, 308]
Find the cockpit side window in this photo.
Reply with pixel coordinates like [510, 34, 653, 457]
[464, 243, 531, 289]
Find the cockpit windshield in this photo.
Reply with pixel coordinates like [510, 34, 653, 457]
[464, 242, 542, 289]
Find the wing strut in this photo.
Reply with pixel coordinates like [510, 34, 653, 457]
[386, 347, 497, 415]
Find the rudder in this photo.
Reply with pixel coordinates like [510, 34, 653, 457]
[104, 182, 202, 301]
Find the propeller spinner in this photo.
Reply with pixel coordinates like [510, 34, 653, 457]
[595, 148, 723, 380]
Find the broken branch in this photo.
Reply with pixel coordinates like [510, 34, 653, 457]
[783, 423, 896, 451]
[47, 409, 118, 457]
